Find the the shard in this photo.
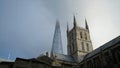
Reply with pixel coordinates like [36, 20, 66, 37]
[51, 20, 63, 58]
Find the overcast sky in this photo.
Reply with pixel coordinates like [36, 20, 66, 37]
[0, 0, 120, 60]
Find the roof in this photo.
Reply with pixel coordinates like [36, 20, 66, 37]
[54, 53, 75, 62]
[15, 57, 52, 65]
[37, 55, 53, 62]
[0, 62, 14, 64]
[84, 35, 120, 60]
[0, 58, 13, 62]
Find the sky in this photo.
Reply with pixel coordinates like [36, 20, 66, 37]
[0, 0, 120, 60]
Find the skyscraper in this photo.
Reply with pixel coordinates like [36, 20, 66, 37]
[51, 20, 63, 59]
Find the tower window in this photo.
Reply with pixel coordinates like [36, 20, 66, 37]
[81, 42, 84, 51]
[85, 33, 87, 40]
[72, 32, 74, 39]
[69, 45, 71, 54]
[80, 32, 82, 39]
[72, 43, 74, 52]
[86, 43, 89, 51]
[70, 45, 73, 53]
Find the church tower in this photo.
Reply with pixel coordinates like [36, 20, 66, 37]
[67, 16, 93, 62]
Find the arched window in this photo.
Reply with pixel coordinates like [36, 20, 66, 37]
[69, 45, 71, 54]
[81, 42, 84, 51]
[85, 33, 87, 40]
[71, 44, 72, 53]
[72, 43, 74, 52]
[80, 32, 82, 39]
[86, 43, 89, 51]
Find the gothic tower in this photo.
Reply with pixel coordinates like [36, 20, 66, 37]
[67, 16, 93, 62]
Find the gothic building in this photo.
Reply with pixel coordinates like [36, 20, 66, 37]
[67, 16, 93, 62]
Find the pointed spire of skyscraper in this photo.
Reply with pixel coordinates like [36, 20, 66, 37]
[85, 18, 89, 31]
[51, 20, 63, 59]
[73, 16, 77, 27]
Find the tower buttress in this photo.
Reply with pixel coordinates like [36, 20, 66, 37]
[67, 22, 69, 33]
[73, 16, 77, 28]
[85, 18, 89, 31]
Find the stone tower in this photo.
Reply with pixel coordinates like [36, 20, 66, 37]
[67, 16, 93, 62]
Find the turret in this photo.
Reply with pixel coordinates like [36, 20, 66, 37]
[67, 22, 69, 33]
[73, 16, 77, 28]
[85, 18, 89, 31]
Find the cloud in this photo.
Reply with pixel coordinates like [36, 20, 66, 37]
[0, 0, 56, 60]
[0, 0, 120, 60]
